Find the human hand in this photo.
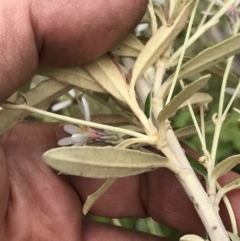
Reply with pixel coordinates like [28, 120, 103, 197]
[1, 1, 240, 240]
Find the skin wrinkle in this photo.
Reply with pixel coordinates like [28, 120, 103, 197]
[1, 124, 82, 240]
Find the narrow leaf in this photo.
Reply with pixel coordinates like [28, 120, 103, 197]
[43, 146, 176, 178]
[111, 34, 144, 57]
[188, 156, 207, 177]
[158, 75, 210, 123]
[228, 232, 240, 241]
[83, 54, 129, 102]
[215, 177, 240, 205]
[178, 93, 212, 110]
[175, 120, 212, 139]
[168, 32, 240, 85]
[0, 79, 71, 135]
[83, 178, 116, 215]
[212, 155, 240, 181]
[130, 0, 195, 90]
[169, 0, 191, 24]
[154, 4, 167, 24]
[37, 65, 106, 93]
[180, 234, 205, 241]
[144, 91, 152, 119]
[208, 65, 239, 85]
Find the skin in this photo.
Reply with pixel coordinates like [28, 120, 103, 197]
[0, 0, 240, 240]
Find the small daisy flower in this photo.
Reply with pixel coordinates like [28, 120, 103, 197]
[58, 96, 123, 146]
[51, 89, 79, 112]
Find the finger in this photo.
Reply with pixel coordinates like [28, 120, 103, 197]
[0, 0, 147, 102]
[1, 123, 82, 240]
[0, 147, 9, 227]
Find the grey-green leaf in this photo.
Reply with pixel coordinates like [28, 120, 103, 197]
[212, 155, 240, 181]
[0, 79, 71, 135]
[36, 65, 106, 93]
[111, 34, 144, 57]
[163, 32, 240, 91]
[83, 54, 129, 102]
[157, 74, 210, 123]
[43, 146, 175, 178]
[130, 0, 195, 90]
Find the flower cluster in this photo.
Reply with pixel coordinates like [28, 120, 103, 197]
[58, 96, 123, 146]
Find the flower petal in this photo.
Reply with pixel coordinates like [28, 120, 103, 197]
[72, 133, 88, 145]
[51, 100, 71, 112]
[68, 89, 76, 98]
[58, 137, 73, 146]
[63, 125, 79, 134]
[77, 96, 91, 121]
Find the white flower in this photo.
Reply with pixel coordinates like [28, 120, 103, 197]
[58, 96, 122, 146]
[51, 89, 79, 112]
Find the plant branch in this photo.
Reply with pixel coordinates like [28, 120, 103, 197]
[0, 102, 147, 139]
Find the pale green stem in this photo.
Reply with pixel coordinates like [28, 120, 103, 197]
[153, 59, 166, 97]
[198, 0, 216, 30]
[147, 218, 162, 236]
[211, 55, 235, 167]
[169, 0, 176, 17]
[116, 136, 157, 149]
[166, 0, 199, 104]
[233, 107, 240, 114]
[112, 219, 122, 226]
[169, 19, 219, 66]
[218, 56, 235, 118]
[81, 89, 140, 126]
[223, 81, 240, 117]
[216, 182, 238, 236]
[200, 105, 206, 147]
[148, 0, 158, 34]
[0, 103, 147, 138]
[179, 80, 206, 149]
[210, 0, 236, 23]
[169, 0, 236, 65]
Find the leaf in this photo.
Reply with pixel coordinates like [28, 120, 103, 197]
[43, 146, 178, 178]
[130, 0, 195, 90]
[154, 4, 166, 24]
[36, 65, 106, 93]
[187, 155, 207, 177]
[83, 178, 116, 215]
[208, 65, 239, 85]
[215, 177, 240, 205]
[111, 34, 144, 57]
[178, 92, 213, 110]
[161, 32, 240, 97]
[228, 232, 240, 241]
[166, 32, 240, 86]
[175, 120, 212, 139]
[212, 155, 240, 181]
[169, 0, 191, 24]
[0, 79, 71, 135]
[157, 75, 210, 123]
[144, 91, 152, 119]
[83, 54, 129, 102]
[180, 234, 205, 241]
